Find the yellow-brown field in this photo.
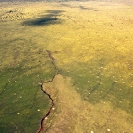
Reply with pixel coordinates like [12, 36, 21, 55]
[0, 1, 133, 133]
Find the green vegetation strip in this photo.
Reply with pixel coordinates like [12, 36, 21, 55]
[0, 20, 57, 132]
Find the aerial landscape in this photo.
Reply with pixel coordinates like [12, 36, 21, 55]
[0, 0, 133, 133]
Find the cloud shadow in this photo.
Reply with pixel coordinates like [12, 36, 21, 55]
[22, 10, 64, 26]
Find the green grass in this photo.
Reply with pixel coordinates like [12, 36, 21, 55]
[60, 53, 133, 114]
[0, 18, 58, 132]
[0, 1, 133, 133]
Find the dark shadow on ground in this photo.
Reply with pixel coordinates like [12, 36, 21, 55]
[79, 6, 98, 11]
[22, 10, 64, 26]
[60, 3, 98, 11]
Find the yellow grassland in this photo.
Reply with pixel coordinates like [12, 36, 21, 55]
[0, 1, 133, 133]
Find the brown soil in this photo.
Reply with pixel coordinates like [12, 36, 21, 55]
[42, 74, 133, 133]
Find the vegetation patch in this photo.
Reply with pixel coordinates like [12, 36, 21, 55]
[0, 1, 133, 133]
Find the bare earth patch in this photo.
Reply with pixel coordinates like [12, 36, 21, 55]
[42, 74, 133, 133]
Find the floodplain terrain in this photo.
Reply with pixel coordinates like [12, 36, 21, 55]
[0, 1, 133, 133]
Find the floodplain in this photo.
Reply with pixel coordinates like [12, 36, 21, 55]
[0, 1, 133, 133]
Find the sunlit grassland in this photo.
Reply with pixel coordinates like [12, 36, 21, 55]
[0, 1, 133, 133]
[47, 2, 133, 132]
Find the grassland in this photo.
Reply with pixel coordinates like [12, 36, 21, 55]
[0, 1, 133, 133]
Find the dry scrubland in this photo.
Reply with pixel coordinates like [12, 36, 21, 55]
[0, 1, 133, 133]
